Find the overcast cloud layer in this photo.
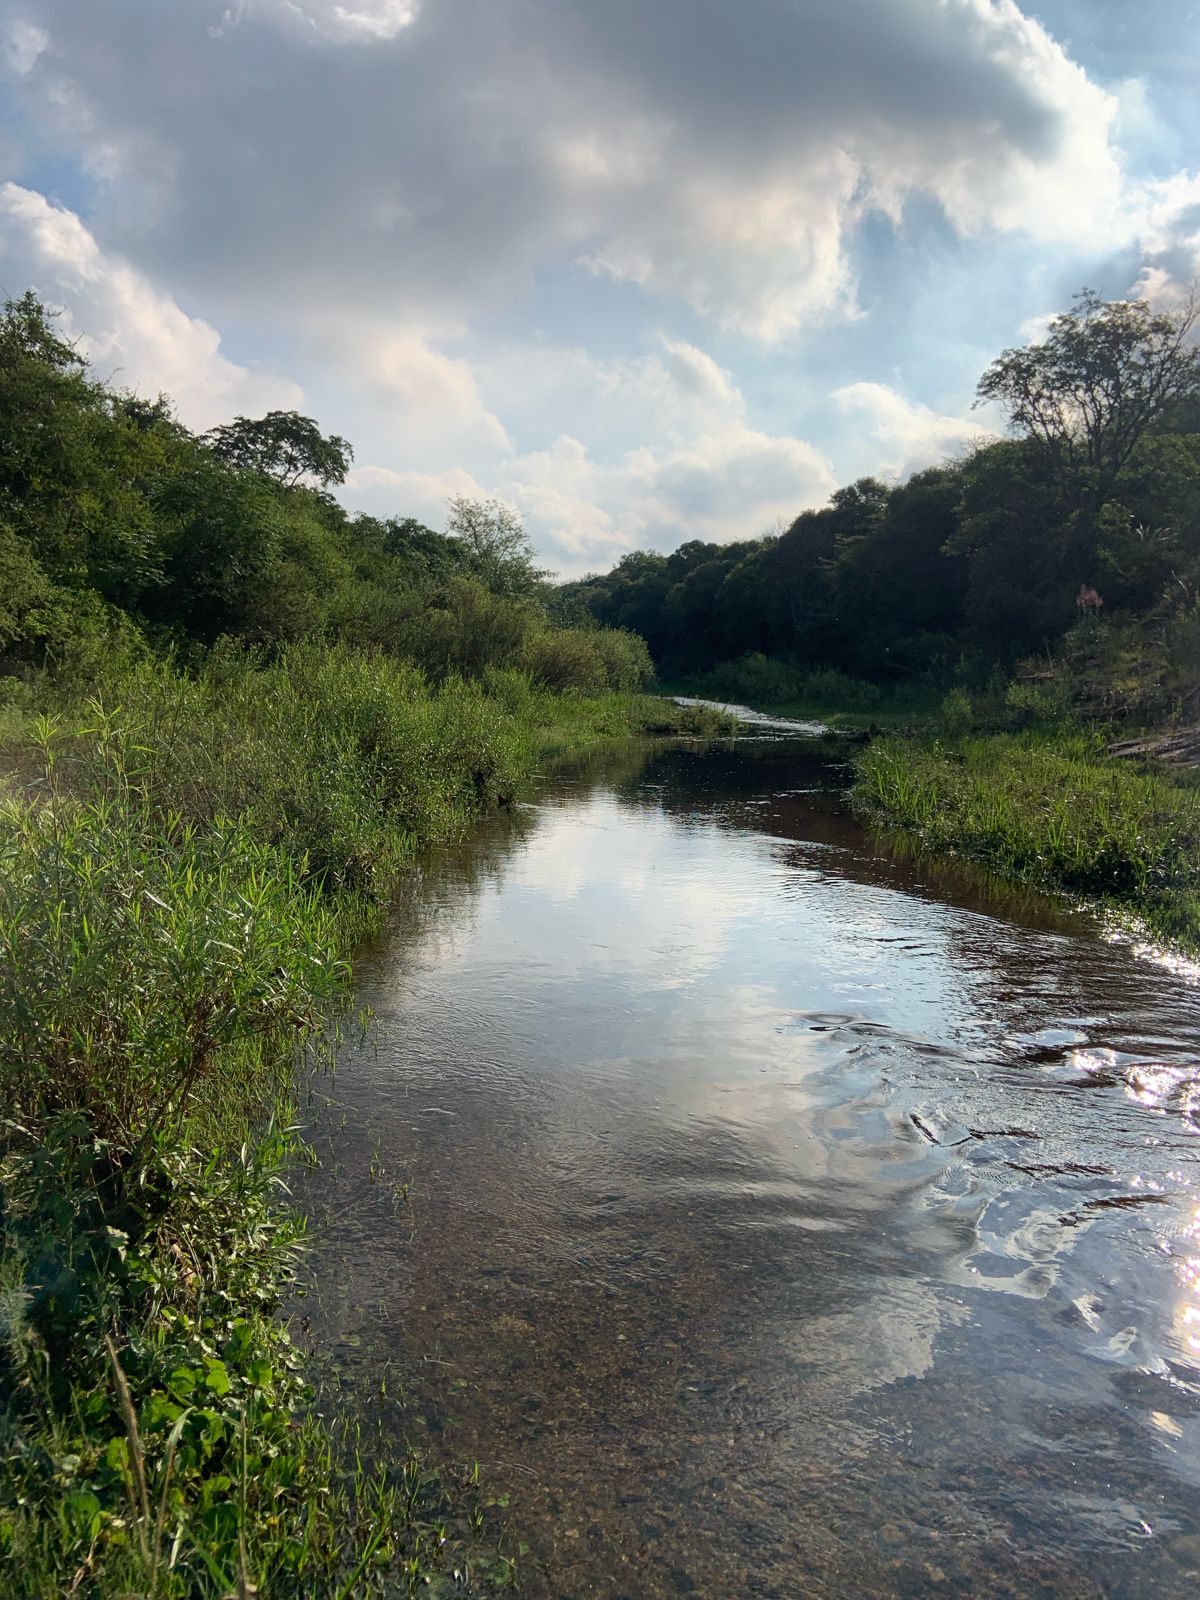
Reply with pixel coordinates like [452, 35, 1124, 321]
[1, 0, 1197, 573]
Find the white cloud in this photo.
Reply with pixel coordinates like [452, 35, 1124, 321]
[322, 313, 510, 450]
[0, 184, 301, 426]
[833, 382, 991, 478]
[347, 342, 834, 574]
[3, 15, 47, 76]
[1130, 170, 1200, 308]
[2, 1, 1158, 343]
[217, 1, 421, 44]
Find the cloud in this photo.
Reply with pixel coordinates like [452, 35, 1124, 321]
[322, 313, 510, 450]
[1, 1, 1143, 341]
[1131, 170, 1200, 308]
[216, 2, 421, 44]
[3, 14, 46, 76]
[348, 344, 835, 573]
[833, 382, 991, 478]
[0, 183, 301, 426]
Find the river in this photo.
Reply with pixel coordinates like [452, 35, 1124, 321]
[298, 724, 1200, 1598]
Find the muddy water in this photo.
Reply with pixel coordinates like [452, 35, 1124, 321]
[300, 735, 1200, 1599]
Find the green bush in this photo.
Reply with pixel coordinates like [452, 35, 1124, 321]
[686, 653, 885, 709]
[521, 627, 608, 693]
[589, 627, 653, 691]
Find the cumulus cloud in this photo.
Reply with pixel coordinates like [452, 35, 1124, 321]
[833, 383, 991, 478]
[322, 313, 510, 451]
[0, 184, 301, 426]
[0, 0, 1142, 341]
[348, 344, 835, 572]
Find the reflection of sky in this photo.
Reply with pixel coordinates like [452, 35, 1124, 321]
[447, 790, 1005, 1039]
[318, 750, 1200, 1591]
[1178, 1204, 1200, 1364]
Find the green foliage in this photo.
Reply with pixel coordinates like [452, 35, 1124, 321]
[520, 623, 654, 695]
[976, 288, 1200, 510]
[0, 295, 640, 687]
[684, 653, 883, 710]
[203, 411, 353, 489]
[0, 639, 724, 1596]
[444, 495, 545, 600]
[854, 731, 1200, 951]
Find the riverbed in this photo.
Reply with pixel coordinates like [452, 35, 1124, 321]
[298, 729, 1200, 1598]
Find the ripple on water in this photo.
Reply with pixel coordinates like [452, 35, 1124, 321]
[297, 740, 1200, 1599]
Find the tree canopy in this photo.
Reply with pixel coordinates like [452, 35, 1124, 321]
[977, 289, 1200, 510]
[0, 294, 650, 696]
[203, 409, 354, 489]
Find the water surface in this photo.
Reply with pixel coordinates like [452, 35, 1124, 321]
[300, 737, 1200, 1598]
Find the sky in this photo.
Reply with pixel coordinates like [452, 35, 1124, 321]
[1, 1, 1198, 578]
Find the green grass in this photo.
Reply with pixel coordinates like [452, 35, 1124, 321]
[853, 728, 1200, 951]
[0, 646, 728, 1597]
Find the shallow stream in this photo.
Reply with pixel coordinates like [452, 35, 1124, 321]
[299, 726, 1200, 1598]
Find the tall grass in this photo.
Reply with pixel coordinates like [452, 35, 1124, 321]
[0, 645, 724, 1596]
[854, 729, 1200, 949]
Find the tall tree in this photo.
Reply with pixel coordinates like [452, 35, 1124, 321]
[976, 288, 1200, 513]
[445, 495, 544, 598]
[203, 410, 353, 489]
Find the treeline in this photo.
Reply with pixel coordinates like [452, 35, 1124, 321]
[562, 291, 1200, 723]
[0, 291, 649, 694]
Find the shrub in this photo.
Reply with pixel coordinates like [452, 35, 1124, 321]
[589, 627, 653, 691]
[521, 627, 608, 693]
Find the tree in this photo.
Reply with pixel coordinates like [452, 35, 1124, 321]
[0, 293, 169, 607]
[445, 495, 544, 598]
[976, 288, 1200, 511]
[203, 410, 353, 489]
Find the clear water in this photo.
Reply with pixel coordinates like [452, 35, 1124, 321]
[298, 737, 1200, 1598]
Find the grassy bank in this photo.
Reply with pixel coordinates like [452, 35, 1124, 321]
[853, 728, 1200, 952]
[0, 644, 727, 1598]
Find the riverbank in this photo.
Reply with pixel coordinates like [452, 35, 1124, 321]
[0, 645, 730, 1598]
[675, 673, 1200, 957]
[853, 727, 1200, 955]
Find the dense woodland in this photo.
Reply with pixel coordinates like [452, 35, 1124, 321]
[7, 287, 1198, 728]
[0, 291, 650, 696]
[561, 291, 1200, 724]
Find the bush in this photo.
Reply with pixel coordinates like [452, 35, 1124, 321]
[686, 654, 885, 709]
[521, 627, 608, 693]
[794, 666, 883, 709]
[589, 627, 653, 691]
